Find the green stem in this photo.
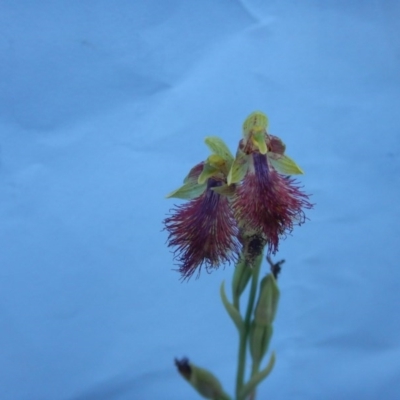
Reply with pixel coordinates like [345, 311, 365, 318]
[248, 363, 260, 400]
[239, 353, 276, 400]
[235, 254, 262, 400]
[218, 393, 233, 400]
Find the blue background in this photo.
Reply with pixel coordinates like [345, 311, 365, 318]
[1, 1, 399, 399]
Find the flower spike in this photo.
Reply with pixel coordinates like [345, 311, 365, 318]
[164, 110, 313, 277]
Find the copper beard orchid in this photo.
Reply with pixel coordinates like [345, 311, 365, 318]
[164, 139, 240, 279]
[229, 113, 314, 254]
[164, 112, 313, 279]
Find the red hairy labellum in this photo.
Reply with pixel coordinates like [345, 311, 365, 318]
[164, 179, 240, 279]
[233, 153, 313, 254]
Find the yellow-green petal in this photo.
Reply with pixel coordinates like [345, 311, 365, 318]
[206, 154, 229, 177]
[243, 111, 269, 137]
[197, 162, 219, 184]
[204, 136, 234, 162]
[166, 181, 207, 199]
[227, 149, 250, 185]
[251, 131, 268, 154]
[268, 153, 304, 175]
[207, 154, 225, 169]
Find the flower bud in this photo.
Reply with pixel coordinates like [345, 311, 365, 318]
[254, 273, 280, 327]
[175, 358, 231, 400]
[249, 321, 273, 365]
[249, 274, 279, 366]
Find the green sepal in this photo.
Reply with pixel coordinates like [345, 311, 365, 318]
[268, 153, 304, 175]
[198, 163, 219, 184]
[251, 131, 268, 154]
[227, 149, 250, 185]
[204, 136, 234, 163]
[239, 352, 276, 400]
[211, 184, 236, 197]
[243, 111, 269, 138]
[166, 181, 207, 199]
[220, 281, 244, 332]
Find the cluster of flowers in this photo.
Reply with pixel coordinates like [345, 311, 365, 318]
[164, 112, 313, 279]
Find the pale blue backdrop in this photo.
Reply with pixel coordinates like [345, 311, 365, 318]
[1, 1, 399, 399]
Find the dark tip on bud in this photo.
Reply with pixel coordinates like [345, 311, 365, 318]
[248, 235, 266, 259]
[240, 232, 267, 266]
[266, 255, 285, 279]
[175, 357, 192, 380]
